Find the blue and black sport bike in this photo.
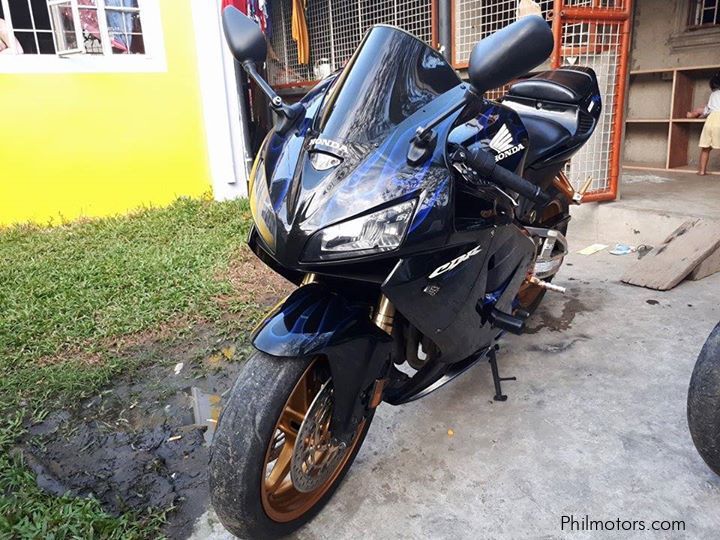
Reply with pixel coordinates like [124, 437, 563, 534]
[210, 8, 601, 538]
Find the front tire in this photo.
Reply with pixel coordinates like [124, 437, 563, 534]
[209, 352, 373, 539]
[687, 322, 720, 476]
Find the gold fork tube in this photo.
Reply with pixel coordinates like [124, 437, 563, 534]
[373, 294, 395, 335]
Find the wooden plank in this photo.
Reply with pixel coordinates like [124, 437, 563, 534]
[668, 123, 690, 169]
[690, 245, 720, 281]
[671, 71, 693, 119]
[621, 220, 720, 290]
[667, 70, 677, 169]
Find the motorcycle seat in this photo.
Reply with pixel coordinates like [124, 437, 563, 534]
[507, 67, 597, 105]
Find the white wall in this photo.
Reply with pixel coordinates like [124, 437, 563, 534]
[191, 0, 250, 200]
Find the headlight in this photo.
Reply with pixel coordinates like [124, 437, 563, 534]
[249, 160, 276, 250]
[303, 200, 416, 261]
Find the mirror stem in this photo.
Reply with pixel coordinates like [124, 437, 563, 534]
[242, 61, 305, 133]
[242, 61, 283, 109]
[407, 87, 472, 166]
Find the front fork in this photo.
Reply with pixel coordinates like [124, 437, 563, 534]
[303, 272, 395, 411]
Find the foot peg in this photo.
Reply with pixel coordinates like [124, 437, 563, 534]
[490, 308, 525, 335]
[487, 345, 516, 401]
[528, 276, 566, 294]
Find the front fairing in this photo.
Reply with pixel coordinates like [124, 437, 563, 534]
[251, 26, 463, 267]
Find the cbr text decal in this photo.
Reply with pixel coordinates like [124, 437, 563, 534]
[429, 245, 483, 279]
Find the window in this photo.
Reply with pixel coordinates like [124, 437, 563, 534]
[688, 0, 720, 28]
[0, 0, 145, 56]
[0, 0, 55, 54]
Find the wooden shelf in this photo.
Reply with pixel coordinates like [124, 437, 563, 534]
[630, 68, 674, 75]
[624, 162, 668, 171]
[671, 118, 707, 123]
[630, 65, 720, 76]
[626, 118, 670, 123]
[624, 64, 720, 173]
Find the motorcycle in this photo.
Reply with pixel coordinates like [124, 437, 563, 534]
[210, 7, 601, 538]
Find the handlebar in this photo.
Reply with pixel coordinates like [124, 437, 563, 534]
[453, 147, 551, 206]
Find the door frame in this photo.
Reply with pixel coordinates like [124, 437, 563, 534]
[190, 0, 250, 200]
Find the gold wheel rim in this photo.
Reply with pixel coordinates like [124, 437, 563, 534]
[519, 194, 565, 310]
[517, 281, 545, 310]
[260, 359, 365, 523]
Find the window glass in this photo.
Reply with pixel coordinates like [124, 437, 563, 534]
[1, 0, 148, 56]
[689, 0, 720, 27]
[105, 0, 144, 54]
[49, 1, 80, 53]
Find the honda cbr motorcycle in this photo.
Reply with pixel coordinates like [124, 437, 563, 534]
[210, 7, 601, 538]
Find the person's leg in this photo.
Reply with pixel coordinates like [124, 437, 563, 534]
[699, 147, 710, 175]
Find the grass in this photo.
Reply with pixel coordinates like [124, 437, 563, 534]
[0, 197, 254, 538]
[0, 196, 252, 412]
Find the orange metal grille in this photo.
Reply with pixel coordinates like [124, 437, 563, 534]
[452, 0, 631, 201]
[552, 0, 632, 201]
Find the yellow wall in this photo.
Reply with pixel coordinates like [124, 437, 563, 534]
[0, 0, 210, 226]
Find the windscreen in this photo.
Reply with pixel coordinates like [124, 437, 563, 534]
[315, 25, 460, 146]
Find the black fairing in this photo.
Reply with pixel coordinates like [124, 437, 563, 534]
[249, 25, 462, 272]
[252, 283, 392, 442]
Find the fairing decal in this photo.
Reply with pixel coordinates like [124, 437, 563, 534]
[382, 224, 535, 361]
[448, 101, 530, 175]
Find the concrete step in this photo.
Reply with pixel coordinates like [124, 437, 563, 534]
[568, 170, 720, 247]
[569, 201, 696, 246]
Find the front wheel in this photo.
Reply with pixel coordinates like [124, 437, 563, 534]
[209, 352, 373, 539]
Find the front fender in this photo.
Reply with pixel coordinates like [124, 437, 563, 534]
[252, 284, 393, 442]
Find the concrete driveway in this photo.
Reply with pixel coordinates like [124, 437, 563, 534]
[193, 179, 720, 539]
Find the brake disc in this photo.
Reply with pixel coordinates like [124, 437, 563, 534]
[291, 381, 347, 493]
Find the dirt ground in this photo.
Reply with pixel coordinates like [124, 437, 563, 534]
[18, 323, 242, 538]
[15, 247, 293, 539]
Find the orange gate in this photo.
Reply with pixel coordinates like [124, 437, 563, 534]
[551, 0, 632, 201]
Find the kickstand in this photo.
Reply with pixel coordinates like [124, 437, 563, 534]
[487, 345, 516, 401]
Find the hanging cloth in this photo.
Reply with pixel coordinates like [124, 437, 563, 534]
[222, 0, 249, 15]
[291, 0, 310, 65]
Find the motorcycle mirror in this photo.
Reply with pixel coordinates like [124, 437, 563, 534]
[468, 16, 554, 95]
[222, 6, 267, 65]
[222, 6, 305, 134]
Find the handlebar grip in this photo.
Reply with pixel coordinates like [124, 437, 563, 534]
[460, 147, 551, 206]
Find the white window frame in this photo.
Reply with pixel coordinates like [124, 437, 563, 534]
[0, 0, 166, 73]
[47, 0, 86, 56]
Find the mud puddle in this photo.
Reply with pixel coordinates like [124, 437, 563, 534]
[19, 325, 250, 539]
